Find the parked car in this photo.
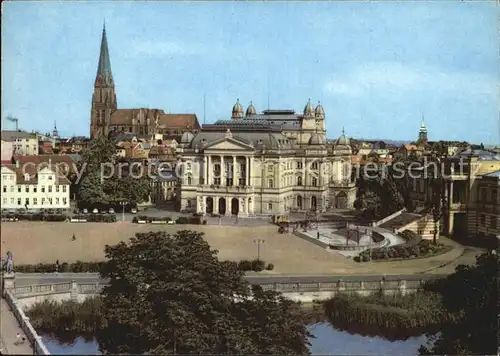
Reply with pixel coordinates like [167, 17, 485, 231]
[100, 209, 107, 214]
[131, 208, 137, 214]
[167, 220, 175, 225]
[83, 208, 89, 214]
[109, 208, 115, 214]
[92, 208, 98, 214]
[73, 209, 80, 214]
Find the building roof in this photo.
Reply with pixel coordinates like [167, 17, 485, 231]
[1, 163, 71, 185]
[482, 170, 500, 178]
[188, 130, 293, 150]
[95, 24, 114, 87]
[109, 109, 200, 130]
[13, 155, 78, 173]
[452, 149, 500, 161]
[1, 130, 35, 141]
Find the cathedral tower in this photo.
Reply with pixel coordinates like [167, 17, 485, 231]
[90, 24, 117, 139]
[418, 117, 428, 144]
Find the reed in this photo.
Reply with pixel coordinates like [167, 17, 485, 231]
[26, 297, 106, 334]
[324, 291, 459, 339]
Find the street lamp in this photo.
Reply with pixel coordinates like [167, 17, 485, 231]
[120, 201, 127, 222]
[253, 239, 265, 261]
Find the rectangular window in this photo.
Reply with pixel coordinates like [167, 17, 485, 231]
[17, 198, 21, 206]
[10, 186, 14, 192]
[48, 198, 53, 205]
[25, 186, 29, 193]
[25, 198, 29, 206]
[56, 197, 60, 204]
[63, 197, 67, 205]
[48, 186, 52, 193]
[10, 198, 14, 204]
[56, 185, 60, 193]
[2, 198, 6, 204]
[62, 185, 67, 193]
[33, 198, 37, 205]
[41, 198, 45, 205]
[268, 179, 273, 188]
[2, 186, 6, 193]
[41, 186, 45, 193]
[18, 186, 21, 193]
[491, 216, 497, 230]
[268, 203, 272, 210]
[33, 186, 37, 193]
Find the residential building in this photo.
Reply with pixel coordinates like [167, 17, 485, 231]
[1, 162, 71, 210]
[1, 140, 13, 163]
[472, 170, 499, 239]
[1, 131, 38, 156]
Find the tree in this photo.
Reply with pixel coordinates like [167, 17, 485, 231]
[77, 136, 152, 205]
[419, 251, 499, 355]
[97, 230, 312, 355]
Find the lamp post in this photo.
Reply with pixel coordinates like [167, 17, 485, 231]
[120, 201, 127, 222]
[253, 239, 265, 261]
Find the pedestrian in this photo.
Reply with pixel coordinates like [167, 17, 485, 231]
[72, 233, 76, 241]
[14, 332, 21, 345]
[55, 260, 60, 274]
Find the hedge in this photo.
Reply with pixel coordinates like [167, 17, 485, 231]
[13, 259, 273, 273]
[13, 214, 67, 222]
[131, 215, 206, 225]
[354, 239, 449, 262]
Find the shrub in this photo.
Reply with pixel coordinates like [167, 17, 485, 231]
[266, 263, 274, 271]
[356, 238, 448, 262]
[16, 261, 103, 273]
[238, 260, 253, 271]
[176, 217, 189, 224]
[251, 259, 266, 272]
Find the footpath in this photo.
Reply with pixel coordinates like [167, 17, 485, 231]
[0, 298, 33, 355]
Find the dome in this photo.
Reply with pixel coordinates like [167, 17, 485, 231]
[315, 102, 325, 118]
[232, 99, 244, 119]
[336, 128, 350, 146]
[180, 131, 194, 144]
[245, 102, 257, 117]
[309, 133, 324, 145]
[303, 99, 314, 117]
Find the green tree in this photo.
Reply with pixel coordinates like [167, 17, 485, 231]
[78, 137, 151, 205]
[420, 251, 499, 355]
[97, 230, 311, 355]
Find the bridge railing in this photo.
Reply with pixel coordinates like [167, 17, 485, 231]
[4, 289, 50, 355]
[12, 276, 442, 298]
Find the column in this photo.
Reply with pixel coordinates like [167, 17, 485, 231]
[207, 155, 212, 185]
[450, 181, 454, 204]
[226, 196, 231, 216]
[202, 196, 206, 214]
[214, 196, 219, 214]
[220, 156, 225, 186]
[242, 197, 246, 214]
[203, 156, 208, 185]
[247, 156, 252, 186]
[233, 156, 237, 186]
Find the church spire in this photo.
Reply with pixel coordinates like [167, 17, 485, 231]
[95, 22, 114, 87]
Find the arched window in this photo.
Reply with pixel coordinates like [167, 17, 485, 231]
[187, 175, 192, 185]
[311, 196, 317, 209]
[312, 177, 318, 187]
[297, 195, 302, 209]
[297, 176, 302, 186]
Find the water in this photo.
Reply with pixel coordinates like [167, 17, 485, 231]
[41, 323, 429, 355]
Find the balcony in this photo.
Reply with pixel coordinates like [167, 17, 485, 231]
[198, 184, 254, 194]
[449, 202, 467, 211]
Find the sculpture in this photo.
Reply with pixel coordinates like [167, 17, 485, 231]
[4, 251, 14, 274]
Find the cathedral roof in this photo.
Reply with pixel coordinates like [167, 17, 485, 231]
[109, 109, 200, 129]
[95, 24, 114, 87]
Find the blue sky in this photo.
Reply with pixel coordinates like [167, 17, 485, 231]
[2, 1, 498, 144]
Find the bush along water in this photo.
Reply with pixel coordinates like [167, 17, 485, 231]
[324, 290, 459, 340]
[15, 259, 274, 273]
[26, 297, 105, 335]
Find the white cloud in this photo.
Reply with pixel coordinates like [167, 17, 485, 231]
[323, 62, 496, 99]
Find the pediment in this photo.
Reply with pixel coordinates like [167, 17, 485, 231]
[203, 138, 254, 151]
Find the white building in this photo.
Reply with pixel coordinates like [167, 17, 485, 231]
[176, 101, 356, 216]
[1, 131, 39, 156]
[1, 163, 71, 211]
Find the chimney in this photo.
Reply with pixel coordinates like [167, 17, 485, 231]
[15, 160, 19, 168]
